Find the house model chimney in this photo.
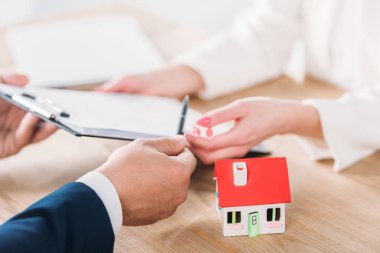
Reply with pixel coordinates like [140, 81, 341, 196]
[232, 162, 247, 186]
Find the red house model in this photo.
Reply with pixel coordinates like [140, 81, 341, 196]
[215, 157, 291, 237]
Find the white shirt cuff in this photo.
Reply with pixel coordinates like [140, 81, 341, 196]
[295, 135, 333, 161]
[77, 171, 123, 235]
[301, 98, 376, 172]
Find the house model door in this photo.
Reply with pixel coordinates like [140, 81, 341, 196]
[248, 212, 260, 237]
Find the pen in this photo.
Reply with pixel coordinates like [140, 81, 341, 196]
[177, 95, 189, 135]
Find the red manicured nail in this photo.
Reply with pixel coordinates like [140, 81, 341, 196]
[206, 128, 213, 137]
[197, 117, 211, 126]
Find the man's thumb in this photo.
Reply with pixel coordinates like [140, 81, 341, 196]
[146, 135, 187, 156]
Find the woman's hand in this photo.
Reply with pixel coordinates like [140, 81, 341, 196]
[96, 65, 205, 98]
[0, 74, 57, 158]
[186, 97, 323, 164]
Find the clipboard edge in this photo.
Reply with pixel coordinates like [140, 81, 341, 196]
[0, 90, 81, 137]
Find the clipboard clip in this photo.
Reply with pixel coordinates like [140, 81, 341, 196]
[12, 92, 70, 120]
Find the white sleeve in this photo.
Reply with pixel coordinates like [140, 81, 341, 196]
[176, 0, 303, 99]
[77, 171, 123, 235]
[298, 85, 380, 172]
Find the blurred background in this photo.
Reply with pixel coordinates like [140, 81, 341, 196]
[0, 0, 255, 32]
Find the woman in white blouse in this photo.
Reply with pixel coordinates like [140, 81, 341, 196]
[98, 0, 380, 172]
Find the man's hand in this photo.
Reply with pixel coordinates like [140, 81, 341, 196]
[97, 136, 197, 226]
[96, 65, 205, 98]
[186, 97, 323, 164]
[0, 74, 57, 158]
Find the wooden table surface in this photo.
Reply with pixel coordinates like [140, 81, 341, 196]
[1, 4, 380, 253]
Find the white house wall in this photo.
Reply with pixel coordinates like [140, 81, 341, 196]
[221, 203, 285, 237]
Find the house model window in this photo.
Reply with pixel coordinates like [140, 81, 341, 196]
[266, 208, 281, 222]
[227, 211, 241, 224]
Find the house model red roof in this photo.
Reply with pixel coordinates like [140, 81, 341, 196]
[215, 157, 291, 208]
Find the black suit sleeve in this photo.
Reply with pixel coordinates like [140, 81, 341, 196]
[0, 182, 115, 253]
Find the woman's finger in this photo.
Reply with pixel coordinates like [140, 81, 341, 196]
[96, 76, 139, 93]
[196, 100, 247, 127]
[31, 122, 57, 144]
[15, 113, 41, 147]
[0, 74, 29, 87]
[185, 123, 248, 151]
[190, 144, 251, 165]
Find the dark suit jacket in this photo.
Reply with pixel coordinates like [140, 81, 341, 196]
[0, 182, 115, 253]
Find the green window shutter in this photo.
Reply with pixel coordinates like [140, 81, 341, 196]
[227, 211, 241, 224]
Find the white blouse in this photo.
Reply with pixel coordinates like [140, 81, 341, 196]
[177, 0, 380, 171]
